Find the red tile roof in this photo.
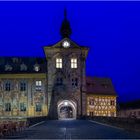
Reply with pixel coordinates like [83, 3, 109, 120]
[86, 76, 117, 96]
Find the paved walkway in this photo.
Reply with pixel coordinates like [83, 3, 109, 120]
[5, 120, 140, 139]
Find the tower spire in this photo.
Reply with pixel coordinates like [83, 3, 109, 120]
[64, 8, 67, 20]
[60, 9, 72, 38]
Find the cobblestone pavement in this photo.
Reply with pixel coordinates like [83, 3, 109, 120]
[5, 120, 140, 139]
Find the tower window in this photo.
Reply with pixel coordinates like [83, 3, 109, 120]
[56, 58, 62, 68]
[72, 78, 78, 87]
[35, 81, 42, 91]
[5, 103, 11, 111]
[71, 58, 77, 68]
[56, 78, 63, 85]
[5, 82, 11, 91]
[20, 82, 26, 91]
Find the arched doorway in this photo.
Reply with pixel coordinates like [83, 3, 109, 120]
[57, 100, 77, 120]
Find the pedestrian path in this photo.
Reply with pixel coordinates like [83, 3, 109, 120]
[4, 120, 140, 139]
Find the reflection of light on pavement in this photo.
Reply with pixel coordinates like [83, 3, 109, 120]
[64, 101, 68, 106]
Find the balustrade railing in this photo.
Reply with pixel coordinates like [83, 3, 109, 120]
[0, 119, 28, 138]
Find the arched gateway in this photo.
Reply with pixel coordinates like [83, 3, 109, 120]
[57, 100, 77, 119]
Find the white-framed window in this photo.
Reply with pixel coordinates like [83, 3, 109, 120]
[35, 81, 42, 91]
[71, 58, 77, 68]
[56, 58, 62, 68]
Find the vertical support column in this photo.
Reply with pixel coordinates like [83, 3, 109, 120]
[28, 79, 34, 117]
[42, 79, 48, 116]
[47, 57, 56, 118]
[81, 55, 87, 116]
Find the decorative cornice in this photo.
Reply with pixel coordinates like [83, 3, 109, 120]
[87, 94, 117, 97]
[0, 73, 46, 79]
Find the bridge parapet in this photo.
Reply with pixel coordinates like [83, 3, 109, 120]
[88, 116, 140, 132]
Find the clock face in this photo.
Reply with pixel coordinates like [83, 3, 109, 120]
[62, 41, 70, 48]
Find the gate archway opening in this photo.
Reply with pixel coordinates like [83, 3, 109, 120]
[57, 100, 77, 120]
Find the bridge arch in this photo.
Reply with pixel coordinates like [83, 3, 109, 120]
[57, 100, 77, 120]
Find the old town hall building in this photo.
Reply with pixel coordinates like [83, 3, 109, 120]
[0, 11, 117, 119]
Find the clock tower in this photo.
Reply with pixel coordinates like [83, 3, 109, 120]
[44, 10, 89, 119]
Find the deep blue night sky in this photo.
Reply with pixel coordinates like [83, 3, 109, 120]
[0, 1, 140, 102]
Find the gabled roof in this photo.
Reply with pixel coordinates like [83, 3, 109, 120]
[86, 76, 117, 96]
[0, 57, 47, 74]
[44, 38, 88, 49]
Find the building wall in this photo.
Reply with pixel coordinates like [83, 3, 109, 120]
[87, 95, 116, 117]
[118, 109, 140, 119]
[0, 74, 117, 118]
[44, 44, 88, 119]
[0, 74, 48, 117]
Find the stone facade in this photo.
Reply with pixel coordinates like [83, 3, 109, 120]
[0, 11, 117, 119]
[44, 38, 88, 119]
[0, 74, 48, 117]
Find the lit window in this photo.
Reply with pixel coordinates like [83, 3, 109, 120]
[34, 64, 40, 72]
[35, 81, 42, 91]
[71, 58, 77, 68]
[20, 103, 26, 112]
[5, 103, 11, 111]
[56, 58, 62, 68]
[89, 99, 94, 105]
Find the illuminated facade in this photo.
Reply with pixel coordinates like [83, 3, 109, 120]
[0, 11, 117, 119]
[86, 77, 116, 117]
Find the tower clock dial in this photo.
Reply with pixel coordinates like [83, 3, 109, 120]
[62, 41, 70, 48]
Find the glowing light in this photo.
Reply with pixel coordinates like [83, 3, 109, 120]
[64, 101, 68, 106]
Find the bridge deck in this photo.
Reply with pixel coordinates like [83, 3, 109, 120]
[4, 120, 140, 139]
